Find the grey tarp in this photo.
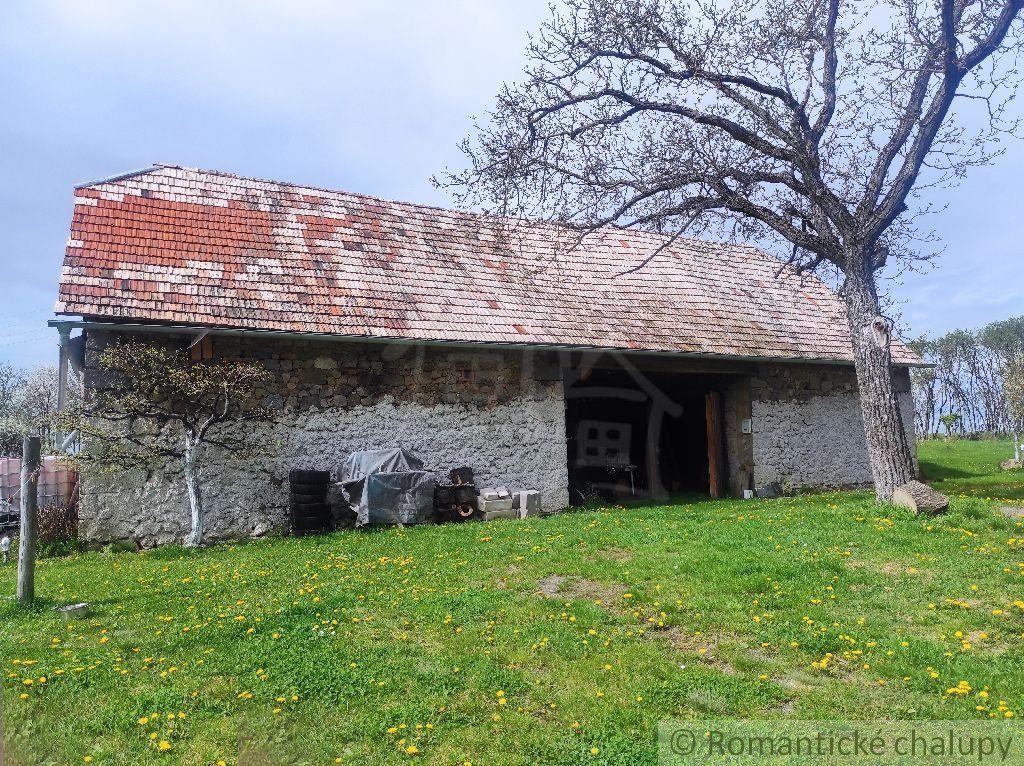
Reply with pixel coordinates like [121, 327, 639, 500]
[340, 449, 433, 526]
[359, 471, 434, 525]
[339, 448, 424, 484]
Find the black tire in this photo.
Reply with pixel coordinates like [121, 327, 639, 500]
[453, 485, 477, 504]
[449, 466, 474, 485]
[290, 477, 330, 488]
[290, 501, 330, 515]
[450, 504, 478, 522]
[288, 491, 327, 501]
[289, 469, 330, 484]
[290, 491, 325, 504]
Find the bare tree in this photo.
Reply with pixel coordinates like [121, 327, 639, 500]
[444, 0, 1023, 500]
[0, 363, 26, 410]
[0, 364, 81, 456]
[0, 363, 28, 457]
[1007, 358, 1024, 461]
[912, 316, 1024, 437]
[908, 337, 939, 436]
[60, 341, 271, 546]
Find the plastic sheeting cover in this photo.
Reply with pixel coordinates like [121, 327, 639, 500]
[360, 471, 435, 526]
[338, 448, 424, 484]
[340, 449, 433, 526]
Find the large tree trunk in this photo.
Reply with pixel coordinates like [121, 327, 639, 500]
[842, 264, 916, 501]
[183, 432, 205, 547]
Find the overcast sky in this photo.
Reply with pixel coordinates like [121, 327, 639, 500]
[1, 0, 1021, 369]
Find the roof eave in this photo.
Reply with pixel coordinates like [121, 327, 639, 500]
[48, 317, 930, 368]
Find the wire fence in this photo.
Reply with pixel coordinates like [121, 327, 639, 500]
[0, 456, 78, 532]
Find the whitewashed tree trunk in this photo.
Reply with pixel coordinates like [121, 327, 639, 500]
[843, 264, 916, 501]
[1014, 430, 1021, 462]
[183, 431, 205, 547]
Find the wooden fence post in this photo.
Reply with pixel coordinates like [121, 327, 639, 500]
[17, 435, 40, 605]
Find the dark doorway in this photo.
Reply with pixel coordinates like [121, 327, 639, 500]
[564, 359, 730, 505]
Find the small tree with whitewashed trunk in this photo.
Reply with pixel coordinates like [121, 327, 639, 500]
[60, 341, 271, 546]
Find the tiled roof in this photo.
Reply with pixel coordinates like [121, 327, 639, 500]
[56, 165, 920, 364]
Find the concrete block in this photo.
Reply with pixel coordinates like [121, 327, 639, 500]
[480, 487, 512, 501]
[478, 496, 514, 513]
[482, 507, 520, 521]
[513, 490, 542, 517]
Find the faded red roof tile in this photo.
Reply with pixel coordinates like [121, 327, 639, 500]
[55, 165, 919, 364]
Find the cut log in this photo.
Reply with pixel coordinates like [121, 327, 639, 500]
[999, 459, 1022, 472]
[892, 480, 949, 516]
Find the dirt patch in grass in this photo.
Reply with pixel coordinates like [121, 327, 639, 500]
[665, 628, 741, 675]
[564, 578, 626, 604]
[495, 563, 523, 590]
[597, 547, 634, 564]
[967, 630, 1012, 654]
[536, 575, 626, 606]
[999, 506, 1024, 519]
[846, 559, 934, 581]
[536, 575, 567, 598]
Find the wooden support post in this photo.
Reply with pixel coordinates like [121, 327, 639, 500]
[729, 377, 755, 498]
[705, 392, 724, 498]
[17, 435, 40, 605]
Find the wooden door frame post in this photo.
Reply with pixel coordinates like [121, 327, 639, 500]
[705, 392, 725, 498]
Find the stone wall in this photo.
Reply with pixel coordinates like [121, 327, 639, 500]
[749, 363, 917, 491]
[79, 331, 569, 545]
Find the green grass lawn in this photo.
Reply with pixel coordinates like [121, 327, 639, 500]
[2, 441, 1023, 765]
[919, 438, 1024, 505]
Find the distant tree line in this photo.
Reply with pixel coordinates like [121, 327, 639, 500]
[0, 363, 81, 457]
[910, 316, 1024, 449]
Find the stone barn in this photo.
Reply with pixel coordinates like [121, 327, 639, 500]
[52, 165, 921, 545]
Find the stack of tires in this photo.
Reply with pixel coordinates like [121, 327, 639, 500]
[289, 469, 331, 534]
[433, 466, 479, 523]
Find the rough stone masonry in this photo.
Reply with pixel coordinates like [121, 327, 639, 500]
[79, 331, 570, 546]
[749, 363, 917, 491]
[78, 330, 917, 546]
